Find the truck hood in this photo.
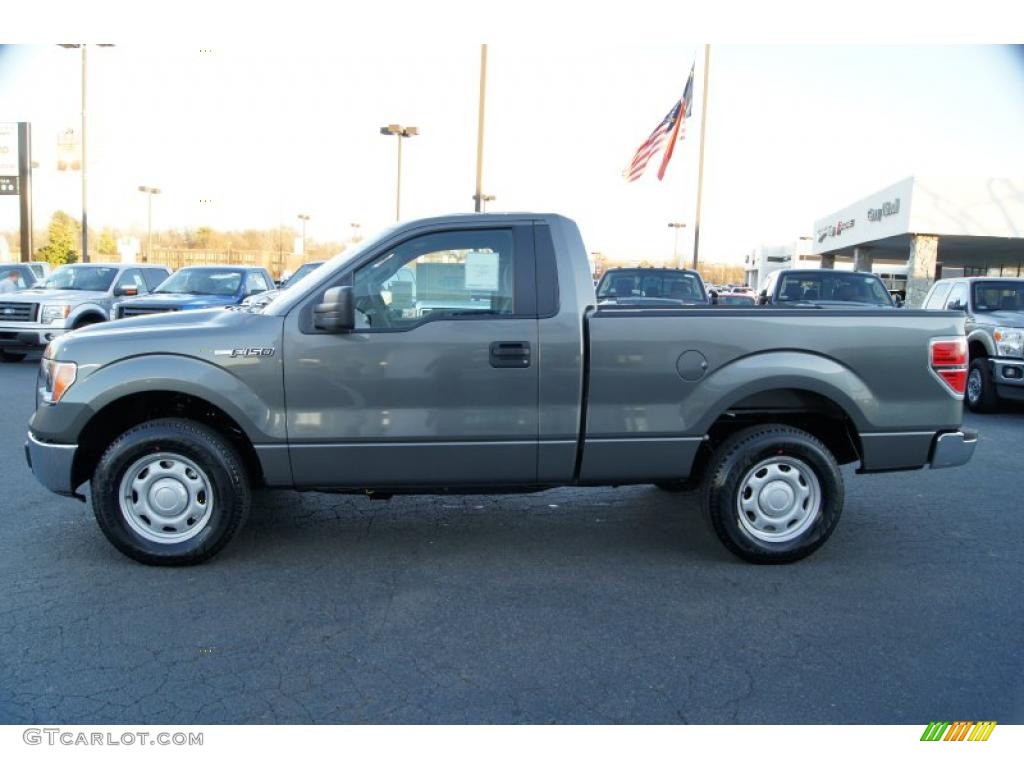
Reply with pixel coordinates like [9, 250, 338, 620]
[51, 307, 283, 368]
[974, 309, 1024, 327]
[4, 288, 108, 304]
[120, 293, 239, 309]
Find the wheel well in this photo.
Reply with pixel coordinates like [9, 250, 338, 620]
[968, 339, 987, 362]
[73, 312, 106, 328]
[72, 391, 264, 490]
[694, 389, 862, 477]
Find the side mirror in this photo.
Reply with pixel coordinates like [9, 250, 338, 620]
[116, 286, 138, 297]
[709, 289, 719, 305]
[314, 286, 355, 332]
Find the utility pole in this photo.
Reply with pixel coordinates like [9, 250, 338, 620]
[138, 186, 161, 263]
[473, 44, 488, 212]
[668, 222, 687, 267]
[692, 44, 711, 271]
[18, 123, 33, 262]
[81, 44, 89, 262]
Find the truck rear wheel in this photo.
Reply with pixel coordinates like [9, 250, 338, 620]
[91, 418, 251, 566]
[702, 424, 843, 564]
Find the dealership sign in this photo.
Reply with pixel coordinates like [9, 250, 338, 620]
[868, 198, 901, 222]
[817, 218, 855, 243]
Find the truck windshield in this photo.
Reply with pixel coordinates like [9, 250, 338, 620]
[973, 281, 1024, 312]
[777, 273, 893, 306]
[38, 266, 118, 292]
[596, 269, 707, 303]
[154, 268, 244, 296]
[281, 261, 325, 289]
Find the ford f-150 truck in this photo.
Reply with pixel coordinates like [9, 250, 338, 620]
[25, 213, 976, 566]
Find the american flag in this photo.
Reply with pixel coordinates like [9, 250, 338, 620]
[623, 65, 695, 183]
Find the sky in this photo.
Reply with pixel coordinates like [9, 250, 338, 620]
[1, 42, 1023, 265]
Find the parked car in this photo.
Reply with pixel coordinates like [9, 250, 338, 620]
[240, 261, 326, 312]
[26, 213, 975, 567]
[596, 267, 709, 306]
[921, 276, 1024, 412]
[114, 265, 274, 318]
[758, 269, 899, 308]
[0, 263, 45, 291]
[716, 292, 756, 306]
[0, 262, 170, 362]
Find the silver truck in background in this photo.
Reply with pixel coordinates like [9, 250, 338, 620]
[0, 262, 170, 362]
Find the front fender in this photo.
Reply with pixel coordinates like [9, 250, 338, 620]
[967, 328, 995, 357]
[29, 354, 286, 445]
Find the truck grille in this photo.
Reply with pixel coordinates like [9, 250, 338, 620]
[119, 307, 175, 319]
[0, 302, 38, 322]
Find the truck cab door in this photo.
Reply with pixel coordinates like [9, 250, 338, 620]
[282, 224, 539, 488]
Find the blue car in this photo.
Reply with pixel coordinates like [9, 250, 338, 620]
[114, 265, 274, 319]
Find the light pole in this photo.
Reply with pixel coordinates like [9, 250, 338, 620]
[297, 214, 310, 256]
[380, 124, 418, 221]
[138, 186, 161, 263]
[668, 222, 687, 268]
[59, 43, 114, 263]
[349, 222, 362, 243]
[473, 44, 489, 213]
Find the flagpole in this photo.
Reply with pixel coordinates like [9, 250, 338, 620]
[691, 44, 711, 271]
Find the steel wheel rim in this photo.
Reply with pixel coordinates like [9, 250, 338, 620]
[967, 368, 982, 403]
[736, 456, 822, 543]
[118, 452, 214, 544]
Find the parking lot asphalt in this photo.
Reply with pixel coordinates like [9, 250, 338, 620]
[0, 356, 1021, 724]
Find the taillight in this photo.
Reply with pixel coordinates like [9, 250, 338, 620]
[930, 337, 968, 396]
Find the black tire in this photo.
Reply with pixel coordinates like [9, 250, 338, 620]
[0, 350, 27, 362]
[654, 478, 700, 492]
[703, 424, 843, 564]
[73, 316, 102, 330]
[91, 418, 251, 566]
[966, 358, 999, 413]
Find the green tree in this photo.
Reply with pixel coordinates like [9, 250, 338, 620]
[98, 228, 118, 256]
[36, 211, 80, 266]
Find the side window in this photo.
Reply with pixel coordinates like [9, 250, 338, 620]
[245, 272, 271, 294]
[114, 269, 145, 293]
[142, 268, 170, 291]
[924, 282, 952, 310]
[352, 229, 515, 330]
[945, 283, 968, 310]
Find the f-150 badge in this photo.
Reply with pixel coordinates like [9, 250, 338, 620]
[213, 347, 276, 358]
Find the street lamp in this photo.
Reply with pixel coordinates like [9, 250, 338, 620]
[668, 222, 687, 267]
[349, 222, 362, 243]
[297, 214, 311, 256]
[380, 124, 418, 222]
[474, 194, 496, 212]
[59, 43, 114, 263]
[138, 186, 161, 263]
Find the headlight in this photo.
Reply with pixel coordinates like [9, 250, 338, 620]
[41, 304, 72, 324]
[993, 327, 1024, 358]
[39, 357, 77, 404]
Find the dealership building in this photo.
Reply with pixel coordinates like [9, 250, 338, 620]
[811, 176, 1024, 306]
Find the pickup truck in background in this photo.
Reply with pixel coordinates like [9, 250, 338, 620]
[596, 267, 709, 306]
[921, 276, 1024, 412]
[114, 265, 275, 318]
[0, 263, 171, 362]
[25, 213, 976, 566]
[758, 269, 900, 308]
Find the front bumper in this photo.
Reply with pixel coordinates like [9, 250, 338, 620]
[929, 429, 978, 470]
[24, 431, 80, 497]
[988, 356, 1024, 400]
[0, 325, 67, 349]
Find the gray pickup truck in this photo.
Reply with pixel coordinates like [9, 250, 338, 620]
[0, 262, 171, 362]
[922, 276, 1024, 412]
[25, 213, 976, 566]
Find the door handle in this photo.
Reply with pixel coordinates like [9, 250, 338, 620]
[489, 341, 531, 368]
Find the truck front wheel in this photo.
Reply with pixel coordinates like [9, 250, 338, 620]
[966, 358, 998, 413]
[703, 424, 843, 564]
[91, 418, 251, 566]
